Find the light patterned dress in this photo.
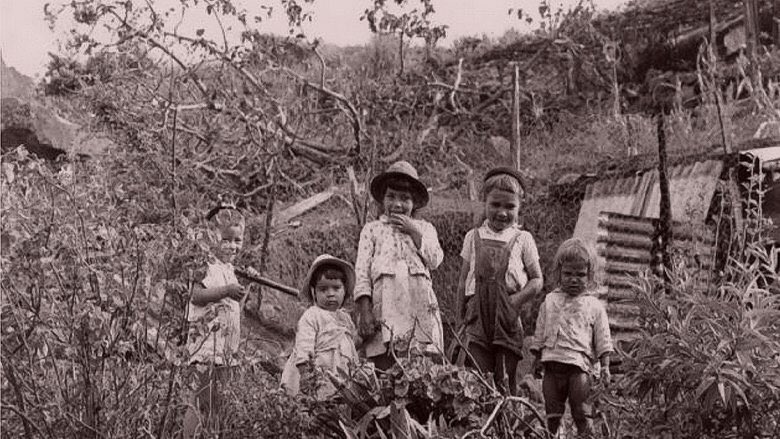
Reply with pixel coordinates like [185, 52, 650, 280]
[280, 307, 359, 399]
[530, 289, 613, 374]
[354, 215, 444, 357]
[186, 259, 241, 365]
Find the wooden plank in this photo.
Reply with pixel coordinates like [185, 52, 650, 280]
[272, 187, 336, 227]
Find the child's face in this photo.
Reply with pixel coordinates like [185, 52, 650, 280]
[560, 260, 589, 296]
[214, 225, 244, 264]
[312, 276, 346, 311]
[485, 189, 520, 232]
[383, 187, 414, 216]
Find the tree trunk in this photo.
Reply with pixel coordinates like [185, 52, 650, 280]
[398, 33, 405, 76]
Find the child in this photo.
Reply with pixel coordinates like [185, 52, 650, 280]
[183, 202, 250, 438]
[530, 238, 613, 437]
[280, 254, 360, 399]
[456, 167, 543, 395]
[354, 160, 444, 370]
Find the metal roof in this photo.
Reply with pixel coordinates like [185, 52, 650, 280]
[573, 159, 723, 250]
[594, 212, 715, 342]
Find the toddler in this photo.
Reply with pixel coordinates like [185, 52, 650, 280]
[531, 238, 613, 436]
[280, 254, 360, 399]
[183, 203, 250, 438]
[456, 167, 543, 395]
[354, 160, 444, 370]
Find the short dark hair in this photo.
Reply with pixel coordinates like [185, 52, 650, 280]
[310, 265, 347, 289]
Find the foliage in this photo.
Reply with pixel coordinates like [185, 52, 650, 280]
[0, 147, 195, 438]
[600, 188, 780, 438]
[362, 0, 448, 74]
[324, 352, 548, 439]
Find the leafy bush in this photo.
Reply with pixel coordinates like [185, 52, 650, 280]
[600, 231, 780, 437]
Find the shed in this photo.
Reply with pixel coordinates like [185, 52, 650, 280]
[572, 145, 780, 343]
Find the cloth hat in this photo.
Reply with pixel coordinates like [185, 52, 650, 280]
[369, 160, 429, 208]
[484, 167, 526, 193]
[300, 254, 356, 305]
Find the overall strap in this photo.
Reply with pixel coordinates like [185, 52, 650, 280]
[473, 228, 483, 254]
[498, 230, 524, 277]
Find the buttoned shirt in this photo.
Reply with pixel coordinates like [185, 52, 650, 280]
[530, 290, 613, 374]
[354, 216, 443, 300]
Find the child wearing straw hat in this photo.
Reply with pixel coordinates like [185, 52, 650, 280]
[354, 160, 444, 370]
[280, 254, 360, 399]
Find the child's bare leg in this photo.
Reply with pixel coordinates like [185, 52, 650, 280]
[542, 363, 567, 435]
[567, 371, 593, 436]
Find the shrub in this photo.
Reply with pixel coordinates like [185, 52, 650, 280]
[601, 231, 780, 437]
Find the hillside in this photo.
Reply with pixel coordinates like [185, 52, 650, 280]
[2, 1, 779, 438]
[1, 56, 35, 100]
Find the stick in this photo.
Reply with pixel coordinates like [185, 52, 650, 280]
[234, 266, 298, 298]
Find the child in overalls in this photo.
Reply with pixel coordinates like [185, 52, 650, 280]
[456, 167, 543, 395]
[354, 160, 444, 370]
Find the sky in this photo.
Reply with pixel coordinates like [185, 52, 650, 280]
[0, 0, 628, 78]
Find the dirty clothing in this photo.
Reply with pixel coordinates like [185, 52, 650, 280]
[530, 289, 613, 375]
[460, 229, 525, 393]
[354, 216, 444, 358]
[281, 307, 359, 399]
[186, 259, 241, 365]
[460, 222, 539, 298]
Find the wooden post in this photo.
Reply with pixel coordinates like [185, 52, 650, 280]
[744, 0, 759, 59]
[708, 0, 717, 48]
[511, 62, 521, 171]
[656, 115, 673, 294]
[774, 0, 780, 45]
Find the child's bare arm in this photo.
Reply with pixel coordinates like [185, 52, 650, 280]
[510, 235, 543, 310]
[191, 283, 245, 306]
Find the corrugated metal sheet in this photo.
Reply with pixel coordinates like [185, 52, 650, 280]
[594, 212, 715, 342]
[573, 159, 723, 249]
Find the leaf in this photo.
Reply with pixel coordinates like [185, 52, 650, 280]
[196, 28, 205, 36]
[695, 376, 715, 399]
[717, 381, 726, 405]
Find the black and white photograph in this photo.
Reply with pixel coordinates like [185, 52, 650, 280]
[1, 0, 779, 437]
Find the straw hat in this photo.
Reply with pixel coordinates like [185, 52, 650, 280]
[299, 254, 356, 304]
[369, 160, 430, 208]
[484, 167, 526, 192]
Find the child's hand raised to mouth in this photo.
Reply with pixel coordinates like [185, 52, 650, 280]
[387, 213, 422, 248]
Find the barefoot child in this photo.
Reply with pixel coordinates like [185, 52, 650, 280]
[183, 203, 250, 438]
[281, 254, 360, 399]
[456, 167, 543, 395]
[355, 160, 444, 370]
[530, 238, 613, 437]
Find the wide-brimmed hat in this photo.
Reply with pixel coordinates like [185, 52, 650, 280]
[369, 160, 429, 208]
[484, 167, 526, 193]
[300, 254, 356, 304]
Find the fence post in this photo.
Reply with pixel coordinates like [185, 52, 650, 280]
[511, 62, 521, 171]
[656, 115, 673, 294]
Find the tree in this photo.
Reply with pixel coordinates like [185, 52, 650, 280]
[44, 0, 364, 208]
[361, 0, 448, 75]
